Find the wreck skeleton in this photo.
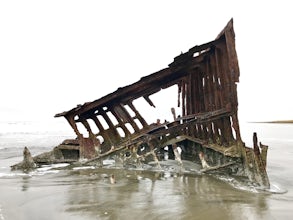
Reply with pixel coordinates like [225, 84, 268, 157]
[12, 19, 270, 189]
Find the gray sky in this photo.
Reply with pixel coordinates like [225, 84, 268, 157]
[1, 0, 292, 123]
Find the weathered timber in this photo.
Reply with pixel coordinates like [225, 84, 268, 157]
[11, 19, 270, 189]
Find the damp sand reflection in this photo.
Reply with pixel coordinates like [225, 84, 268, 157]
[61, 168, 271, 220]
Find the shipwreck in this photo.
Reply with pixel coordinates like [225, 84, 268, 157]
[12, 19, 270, 189]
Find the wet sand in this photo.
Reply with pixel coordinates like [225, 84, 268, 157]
[0, 157, 291, 220]
[0, 167, 276, 220]
[1, 122, 293, 220]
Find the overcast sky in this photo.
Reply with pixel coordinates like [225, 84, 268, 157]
[1, 0, 292, 124]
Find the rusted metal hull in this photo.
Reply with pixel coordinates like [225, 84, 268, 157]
[12, 19, 270, 189]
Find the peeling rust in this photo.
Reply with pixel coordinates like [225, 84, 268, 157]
[12, 19, 270, 189]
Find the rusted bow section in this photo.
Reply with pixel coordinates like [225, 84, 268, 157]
[12, 19, 270, 189]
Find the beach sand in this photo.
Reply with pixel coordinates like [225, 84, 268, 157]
[1, 122, 293, 220]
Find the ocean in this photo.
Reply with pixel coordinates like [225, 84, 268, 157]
[0, 120, 292, 220]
